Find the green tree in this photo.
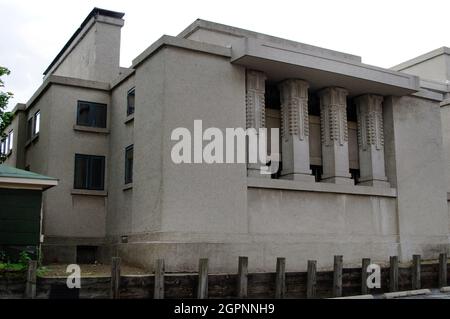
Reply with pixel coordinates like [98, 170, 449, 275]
[0, 66, 13, 162]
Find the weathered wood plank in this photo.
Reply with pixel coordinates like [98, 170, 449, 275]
[154, 259, 165, 299]
[197, 258, 208, 299]
[439, 253, 447, 288]
[389, 256, 399, 292]
[361, 258, 370, 295]
[25, 260, 37, 299]
[275, 257, 286, 299]
[333, 255, 343, 297]
[237, 256, 248, 298]
[110, 257, 121, 299]
[412, 254, 421, 290]
[306, 260, 317, 299]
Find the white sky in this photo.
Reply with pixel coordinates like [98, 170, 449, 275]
[0, 0, 449, 110]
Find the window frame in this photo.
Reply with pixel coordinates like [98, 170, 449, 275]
[33, 110, 41, 135]
[76, 101, 107, 129]
[124, 144, 134, 184]
[73, 154, 106, 191]
[126, 87, 135, 116]
[7, 130, 13, 152]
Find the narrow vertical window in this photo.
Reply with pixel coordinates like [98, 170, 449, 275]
[127, 88, 135, 116]
[8, 131, 13, 151]
[34, 111, 40, 135]
[0, 139, 5, 155]
[27, 118, 33, 141]
[125, 145, 133, 184]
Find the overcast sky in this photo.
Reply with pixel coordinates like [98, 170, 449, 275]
[0, 0, 449, 110]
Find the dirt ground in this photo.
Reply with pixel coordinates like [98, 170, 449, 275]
[39, 263, 150, 278]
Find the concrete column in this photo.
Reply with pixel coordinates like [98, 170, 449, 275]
[246, 70, 269, 178]
[319, 87, 352, 184]
[278, 79, 314, 181]
[355, 94, 389, 187]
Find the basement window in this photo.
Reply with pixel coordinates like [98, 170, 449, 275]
[76, 101, 107, 128]
[74, 154, 105, 190]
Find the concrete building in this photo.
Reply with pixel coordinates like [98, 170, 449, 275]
[2, 7, 450, 272]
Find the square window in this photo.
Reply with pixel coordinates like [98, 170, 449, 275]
[127, 88, 135, 116]
[74, 154, 105, 190]
[125, 145, 133, 184]
[76, 101, 107, 128]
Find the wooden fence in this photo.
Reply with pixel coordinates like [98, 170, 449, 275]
[1, 253, 449, 299]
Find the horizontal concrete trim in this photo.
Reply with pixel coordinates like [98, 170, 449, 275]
[330, 294, 374, 299]
[247, 177, 397, 197]
[412, 89, 444, 102]
[391, 47, 450, 71]
[231, 37, 419, 96]
[42, 236, 106, 245]
[73, 124, 109, 134]
[178, 19, 362, 63]
[420, 79, 450, 93]
[383, 289, 431, 299]
[26, 75, 110, 111]
[440, 286, 450, 293]
[71, 189, 108, 197]
[132, 35, 232, 69]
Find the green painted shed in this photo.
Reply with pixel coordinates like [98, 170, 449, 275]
[0, 165, 58, 253]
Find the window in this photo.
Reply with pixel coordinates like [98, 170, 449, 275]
[7, 130, 13, 152]
[76, 101, 107, 128]
[0, 139, 5, 155]
[74, 154, 105, 190]
[27, 117, 33, 141]
[127, 88, 135, 116]
[125, 145, 133, 184]
[34, 111, 40, 135]
[310, 165, 323, 182]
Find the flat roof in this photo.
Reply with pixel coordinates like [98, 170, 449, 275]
[43, 7, 125, 76]
[391, 47, 450, 71]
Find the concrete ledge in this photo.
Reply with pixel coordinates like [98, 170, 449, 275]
[440, 286, 450, 293]
[132, 35, 231, 68]
[331, 294, 374, 299]
[71, 189, 108, 197]
[383, 289, 431, 299]
[247, 177, 397, 197]
[73, 125, 109, 134]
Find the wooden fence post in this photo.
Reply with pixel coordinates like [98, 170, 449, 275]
[275, 257, 286, 299]
[197, 258, 209, 299]
[412, 254, 421, 290]
[389, 256, 399, 292]
[333, 255, 343, 297]
[361, 258, 371, 295]
[237, 256, 248, 298]
[439, 253, 448, 288]
[306, 260, 317, 299]
[25, 260, 37, 299]
[111, 257, 121, 299]
[154, 259, 165, 299]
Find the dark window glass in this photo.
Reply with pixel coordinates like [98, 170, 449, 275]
[350, 168, 360, 185]
[74, 154, 105, 190]
[27, 118, 33, 141]
[125, 145, 133, 184]
[127, 88, 135, 116]
[310, 165, 323, 182]
[76, 101, 107, 128]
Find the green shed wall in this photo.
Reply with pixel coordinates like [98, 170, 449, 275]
[0, 189, 42, 245]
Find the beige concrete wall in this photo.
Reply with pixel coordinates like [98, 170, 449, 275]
[159, 46, 248, 234]
[106, 75, 135, 237]
[387, 95, 449, 259]
[398, 55, 448, 83]
[50, 19, 122, 83]
[41, 85, 110, 239]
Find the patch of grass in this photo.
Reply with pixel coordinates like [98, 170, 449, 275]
[0, 262, 27, 272]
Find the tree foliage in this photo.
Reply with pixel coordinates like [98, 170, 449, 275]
[0, 66, 13, 162]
